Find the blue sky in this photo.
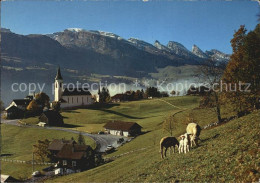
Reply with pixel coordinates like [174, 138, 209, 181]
[1, 0, 259, 54]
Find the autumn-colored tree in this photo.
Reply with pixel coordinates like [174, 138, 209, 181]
[33, 139, 51, 162]
[27, 100, 40, 111]
[223, 24, 260, 115]
[170, 90, 176, 96]
[35, 92, 50, 108]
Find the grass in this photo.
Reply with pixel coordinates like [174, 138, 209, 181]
[1, 124, 96, 180]
[4, 96, 259, 182]
[1, 124, 95, 161]
[0, 162, 46, 180]
[61, 96, 199, 133]
[20, 117, 39, 125]
[48, 97, 259, 182]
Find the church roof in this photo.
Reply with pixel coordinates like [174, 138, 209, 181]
[55, 67, 63, 80]
[62, 88, 91, 96]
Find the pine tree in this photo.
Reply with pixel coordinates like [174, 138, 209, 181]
[77, 132, 86, 145]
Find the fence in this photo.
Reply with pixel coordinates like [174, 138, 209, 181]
[0, 158, 55, 165]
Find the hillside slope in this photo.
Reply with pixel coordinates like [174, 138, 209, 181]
[49, 103, 259, 182]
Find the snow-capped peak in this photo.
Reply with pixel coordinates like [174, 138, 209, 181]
[91, 30, 124, 40]
[154, 40, 171, 52]
[66, 28, 84, 32]
[192, 44, 208, 59]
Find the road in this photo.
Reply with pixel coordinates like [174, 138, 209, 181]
[1, 118, 129, 152]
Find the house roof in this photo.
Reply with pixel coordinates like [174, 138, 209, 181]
[5, 105, 20, 111]
[62, 88, 91, 96]
[104, 121, 142, 131]
[111, 94, 125, 100]
[1, 175, 18, 182]
[12, 99, 31, 106]
[40, 110, 63, 122]
[48, 139, 76, 151]
[55, 67, 63, 80]
[56, 144, 92, 160]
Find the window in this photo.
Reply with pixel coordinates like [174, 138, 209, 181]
[63, 160, 67, 166]
[77, 97, 78, 103]
[72, 161, 76, 167]
[68, 97, 70, 104]
[72, 97, 74, 103]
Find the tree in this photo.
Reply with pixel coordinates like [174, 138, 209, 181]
[51, 101, 61, 112]
[223, 24, 260, 115]
[163, 114, 176, 136]
[98, 87, 111, 103]
[33, 139, 51, 162]
[35, 92, 50, 108]
[77, 132, 86, 145]
[145, 87, 160, 98]
[170, 90, 176, 96]
[27, 100, 40, 112]
[0, 100, 4, 111]
[197, 58, 225, 123]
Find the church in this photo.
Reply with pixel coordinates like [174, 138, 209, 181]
[54, 67, 93, 108]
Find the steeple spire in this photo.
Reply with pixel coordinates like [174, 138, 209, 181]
[55, 66, 63, 80]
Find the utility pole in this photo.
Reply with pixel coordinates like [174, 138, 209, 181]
[32, 151, 35, 173]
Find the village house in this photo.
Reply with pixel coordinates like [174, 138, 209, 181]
[38, 110, 64, 127]
[53, 67, 94, 109]
[104, 121, 142, 137]
[48, 139, 76, 161]
[1, 174, 19, 182]
[48, 139, 95, 174]
[111, 94, 126, 103]
[4, 95, 34, 119]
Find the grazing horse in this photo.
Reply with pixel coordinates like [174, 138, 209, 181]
[160, 136, 179, 159]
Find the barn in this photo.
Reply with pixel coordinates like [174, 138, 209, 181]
[104, 121, 142, 137]
[39, 110, 64, 126]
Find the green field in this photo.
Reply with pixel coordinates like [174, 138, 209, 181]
[61, 96, 199, 133]
[3, 96, 259, 182]
[48, 96, 259, 182]
[1, 124, 95, 180]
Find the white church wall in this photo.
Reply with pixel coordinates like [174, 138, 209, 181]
[61, 95, 93, 108]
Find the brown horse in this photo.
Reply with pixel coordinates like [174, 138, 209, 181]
[160, 136, 179, 159]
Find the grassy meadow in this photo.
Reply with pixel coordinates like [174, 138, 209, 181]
[1, 124, 95, 180]
[3, 96, 259, 182]
[47, 96, 259, 182]
[61, 96, 200, 133]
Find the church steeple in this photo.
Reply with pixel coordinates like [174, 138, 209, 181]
[54, 66, 63, 101]
[55, 66, 63, 80]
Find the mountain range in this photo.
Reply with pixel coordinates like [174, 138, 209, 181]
[1, 28, 230, 104]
